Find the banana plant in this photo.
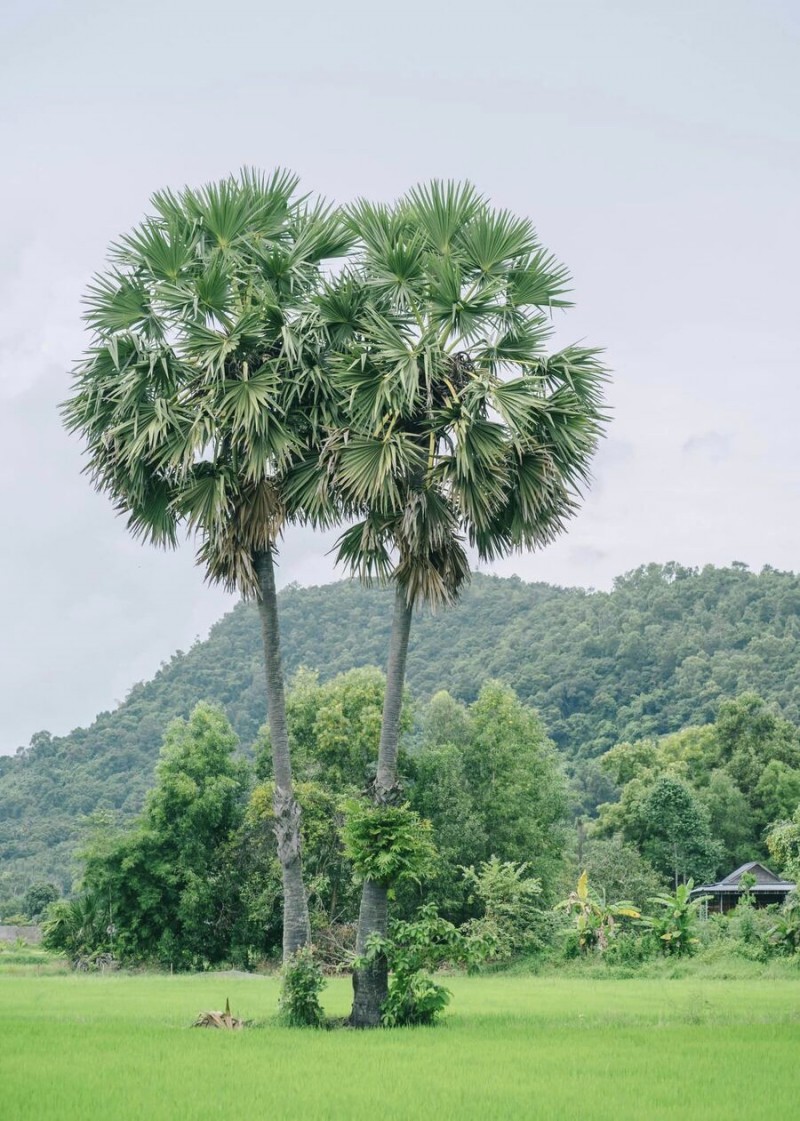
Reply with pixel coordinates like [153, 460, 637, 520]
[557, 870, 640, 952]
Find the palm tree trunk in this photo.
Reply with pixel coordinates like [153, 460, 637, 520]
[350, 586, 413, 1027]
[254, 546, 310, 960]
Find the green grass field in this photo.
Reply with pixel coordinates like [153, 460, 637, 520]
[2, 952, 799, 1121]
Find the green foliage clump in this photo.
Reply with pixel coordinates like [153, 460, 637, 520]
[40, 895, 114, 965]
[409, 682, 568, 919]
[257, 666, 412, 791]
[556, 871, 640, 955]
[460, 857, 543, 961]
[577, 835, 666, 911]
[343, 802, 436, 887]
[640, 882, 704, 956]
[363, 905, 463, 1027]
[596, 693, 800, 881]
[767, 806, 800, 884]
[22, 882, 59, 921]
[278, 947, 326, 1027]
[768, 893, 800, 955]
[67, 703, 252, 969]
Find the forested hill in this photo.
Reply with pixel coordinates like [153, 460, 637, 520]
[3, 561, 800, 902]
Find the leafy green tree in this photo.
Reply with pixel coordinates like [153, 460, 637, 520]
[77, 704, 251, 967]
[701, 769, 756, 870]
[755, 761, 800, 827]
[315, 181, 606, 1024]
[22, 881, 59, 921]
[258, 666, 412, 791]
[767, 805, 800, 883]
[636, 776, 722, 886]
[62, 170, 351, 958]
[576, 835, 665, 911]
[406, 685, 567, 926]
[714, 693, 800, 792]
[407, 741, 488, 917]
[461, 683, 567, 892]
[598, 772, 722, 885]
[460, 857, 543, 959]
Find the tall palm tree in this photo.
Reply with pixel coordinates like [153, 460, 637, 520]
[62, 170, 351, 959]
[310, 181, 608, 1024]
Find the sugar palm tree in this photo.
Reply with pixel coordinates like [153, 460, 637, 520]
[307, 181, 608, 1023]
[62, 170, 351, 959]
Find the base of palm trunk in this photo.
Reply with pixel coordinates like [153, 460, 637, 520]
[350, 879, 389, 1028]
[350, 954, 388, 1028]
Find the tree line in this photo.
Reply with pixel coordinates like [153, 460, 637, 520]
[38, 676, 800, 1017]
[40, 674, 566, 971]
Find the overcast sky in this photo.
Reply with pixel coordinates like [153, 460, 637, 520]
[1, 0, 798, 753]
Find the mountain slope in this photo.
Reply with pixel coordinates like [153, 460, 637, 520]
[3, 562, 800, 907]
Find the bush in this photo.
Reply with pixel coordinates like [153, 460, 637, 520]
[362, 905, 463, 1027]
[601, 930, 657, 966]
[382, 969, 451, 1028]
[22, 882, 59, 921]
[769, 892, 800, 956]
[278, 947, 326, 1027]
[41, 896, 106, 960]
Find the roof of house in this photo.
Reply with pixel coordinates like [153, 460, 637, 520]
[691, 862, 796, 895]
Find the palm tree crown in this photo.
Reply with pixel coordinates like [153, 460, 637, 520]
[63, 168, 351, 594]
[307, 180, 607, 605]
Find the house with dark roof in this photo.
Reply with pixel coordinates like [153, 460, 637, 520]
[690, 861, 796, 914]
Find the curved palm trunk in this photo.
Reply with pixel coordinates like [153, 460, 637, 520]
[254, 546, 310, 960]
[350, 587, 413, 1027]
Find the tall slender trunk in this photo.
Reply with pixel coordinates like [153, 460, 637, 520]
[350, 586, 413, 1027]
[254, 546, 310, 960]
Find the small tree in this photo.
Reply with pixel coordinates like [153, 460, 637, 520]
[75, 704, 250, 968]
[460, 857, 542, 960]
[22, 882, 59, 921]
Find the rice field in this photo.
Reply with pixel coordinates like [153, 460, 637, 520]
[1, 952, 799, 1121]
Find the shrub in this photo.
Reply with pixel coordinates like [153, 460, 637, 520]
[601, 930, 657, 966]
[382, 968, 451, 1028]
[22, 882, 60, 921]
[278, 947, 326, 1027]
[41, 896, 106, 960]
[361, 905, 464, 1027]
[769, 892, 800, 955]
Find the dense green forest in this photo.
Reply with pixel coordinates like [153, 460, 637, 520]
[3, 561, 800, 910]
